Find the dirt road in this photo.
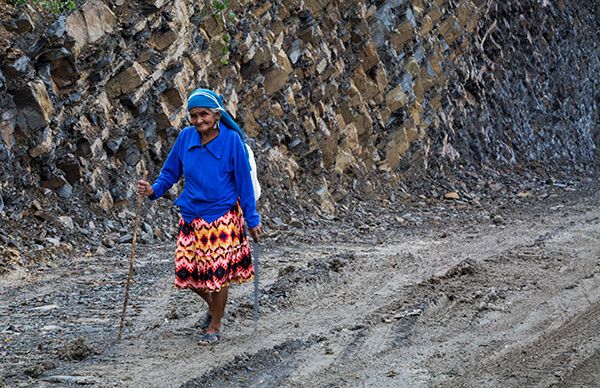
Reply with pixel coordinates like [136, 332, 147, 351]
[1, 183, 599, 387]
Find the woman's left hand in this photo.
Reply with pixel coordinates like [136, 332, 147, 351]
[248, 224, 262, 243]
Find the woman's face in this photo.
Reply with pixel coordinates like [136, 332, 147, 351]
[189, 107, 219, 135]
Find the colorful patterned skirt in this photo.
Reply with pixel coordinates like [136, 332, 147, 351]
[174, 203, 253, 292]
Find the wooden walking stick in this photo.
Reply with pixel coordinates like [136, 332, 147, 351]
[117, 174, 146, 341]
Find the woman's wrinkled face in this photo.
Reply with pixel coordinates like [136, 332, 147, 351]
[189, 107, 219, 135]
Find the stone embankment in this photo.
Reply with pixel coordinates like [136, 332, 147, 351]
[0, 0, 598, 267]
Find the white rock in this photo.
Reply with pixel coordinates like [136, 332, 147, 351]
[44, 375, 98, 385]
[41, 325, 61, 331]
[45, 237, 61, 246]
[58, 215, 75, 229]
[30, 304, 59, 311]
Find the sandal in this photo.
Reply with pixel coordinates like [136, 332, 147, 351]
[199, 313, 212, 330]
[198, 332, 221, 345]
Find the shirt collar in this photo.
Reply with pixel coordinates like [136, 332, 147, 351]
[187, 126, 225, 159]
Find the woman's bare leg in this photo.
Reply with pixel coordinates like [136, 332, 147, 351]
[191, 288, 214, 329]
[192, 288, 213, 309]
[206, 286, 229, 334]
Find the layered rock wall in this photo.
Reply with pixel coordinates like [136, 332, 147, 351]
[0, 0, 598, 245]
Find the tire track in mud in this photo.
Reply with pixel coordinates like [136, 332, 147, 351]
[180, 252, 496, 387]
[180, 338, 318, 388]
[470, 298, 600, 388]
[558, 350, 600, 387]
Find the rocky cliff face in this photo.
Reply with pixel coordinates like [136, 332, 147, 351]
[0, 0, 598, 255]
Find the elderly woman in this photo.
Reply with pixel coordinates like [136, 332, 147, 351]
[137, 88, 261, 344]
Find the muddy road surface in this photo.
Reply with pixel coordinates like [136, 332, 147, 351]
[1, 184, 599, 387]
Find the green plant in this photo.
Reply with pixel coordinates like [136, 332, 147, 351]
[219, 32, 232, 64]
[207, 0, 233, 66]
[10, 0, 76, 13]
[220, 43, 229, 65]
[210, 0, 228, 12]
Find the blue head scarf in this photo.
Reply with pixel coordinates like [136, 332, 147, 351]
[187, 88, 246, 142]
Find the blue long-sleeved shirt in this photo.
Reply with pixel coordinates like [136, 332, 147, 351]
[149, 125, 260, 228]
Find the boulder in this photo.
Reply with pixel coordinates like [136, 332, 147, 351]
[160, 88, 183, 115]
[352, 70, 380, 103]
[57, 157, 82, 184]
[28, 126, 54, 158]
[361, 41, 380, 71]
[15, 14, 34, 34]
[58, 216, 75, 230]
[0, 104, 16, 153]
[391, 21, 413, 50]
[436, 16, 461, 44]
[98, 190, 114, 211]
[315, 184, 336, 215]
[39, 48, 79, 88]
[385, 86, 409, 114]
[105, 63, 148, 99]
[41, 173, 67, 190]
[141, 0, 170, 13]
[385, 128, 410, 170]
[12, 80, 55, 131]
[67, 0, 117, 56]
[151, 29, 178, 51]
[263, 49, 293, 95]
[444, 191, 460, 200]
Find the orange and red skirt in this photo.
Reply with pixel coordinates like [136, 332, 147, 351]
[174, 203, 253, 292]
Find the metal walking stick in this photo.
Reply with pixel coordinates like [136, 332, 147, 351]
[117, 178, 145, 341]
[252, 241, 260, 330]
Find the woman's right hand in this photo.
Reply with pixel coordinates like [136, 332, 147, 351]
[137, 180, 154, 197]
